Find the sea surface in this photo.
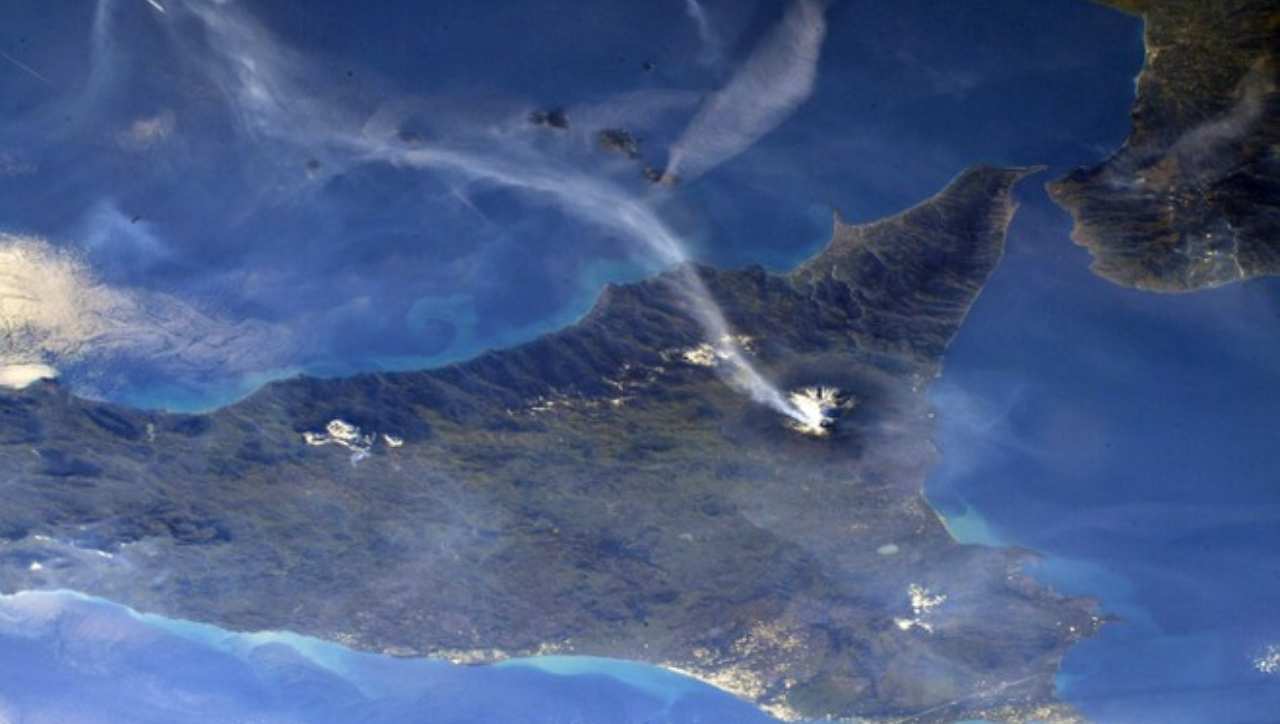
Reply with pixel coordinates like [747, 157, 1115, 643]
[0, 590, 773, 724]
[926, 207, 1280, 723]
[5, 1, 1277, 722]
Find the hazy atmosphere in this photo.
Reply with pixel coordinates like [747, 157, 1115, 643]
[2, 1, 1277, 722]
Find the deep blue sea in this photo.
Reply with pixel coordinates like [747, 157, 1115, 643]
[927, 202, 1280, 723]
[3, 0, 1277, 722]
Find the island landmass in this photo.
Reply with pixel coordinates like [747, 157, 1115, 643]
[0, 166, 1100, 722]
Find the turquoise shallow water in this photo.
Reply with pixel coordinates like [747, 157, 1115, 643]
[2, 0, 1146, 417]
[924, 184, 1280, 722]
[0, 590, 775, 723]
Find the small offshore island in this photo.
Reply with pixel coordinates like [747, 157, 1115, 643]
[1049, 0, 1279, 291]
[0, 167, 1101, 722]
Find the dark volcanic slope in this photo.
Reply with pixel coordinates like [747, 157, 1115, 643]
[1048, 0, 1280, 291]
[0, 167, 1099, 722]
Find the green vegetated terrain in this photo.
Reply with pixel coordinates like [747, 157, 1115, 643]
[0, 167, 1100, 722]
[1050, 0, 1280, 291]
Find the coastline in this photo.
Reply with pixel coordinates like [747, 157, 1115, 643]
[0, 589, 777, 719]
[0, 166, 1102, 722]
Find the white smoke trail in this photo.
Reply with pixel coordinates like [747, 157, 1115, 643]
[357, 140, 806, 421]
[666, 0, 827, 182]
[684, 0, 723, 68]
[176, 0, 809, 422]
[85, 0, 123, 101]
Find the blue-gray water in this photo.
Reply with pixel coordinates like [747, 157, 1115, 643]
[4, 1, 1278, 722]
[0, 590, 773, 723]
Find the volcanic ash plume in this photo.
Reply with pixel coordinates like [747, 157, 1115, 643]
[665, 0, 828, 182]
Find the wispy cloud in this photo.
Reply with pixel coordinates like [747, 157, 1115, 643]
[0, 0, 822, 419]
[0, 234, 291, 393]
[684, 0, 724, 69]
[0, 152, 37, 177]
[116, 110, 176, 150]
[170, 0, 809, 421]
[0, 49, 52, 86]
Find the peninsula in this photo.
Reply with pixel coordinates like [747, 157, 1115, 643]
[1049, 0, 1279, 291]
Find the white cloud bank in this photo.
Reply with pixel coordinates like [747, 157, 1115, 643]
[0, 233, 291, 392]
[0, 364, 58, 390]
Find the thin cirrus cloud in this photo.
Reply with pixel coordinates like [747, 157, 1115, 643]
[171, 0, 810, 422]
[684, 0, 725, 69]
[0, 0, 829, 419]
